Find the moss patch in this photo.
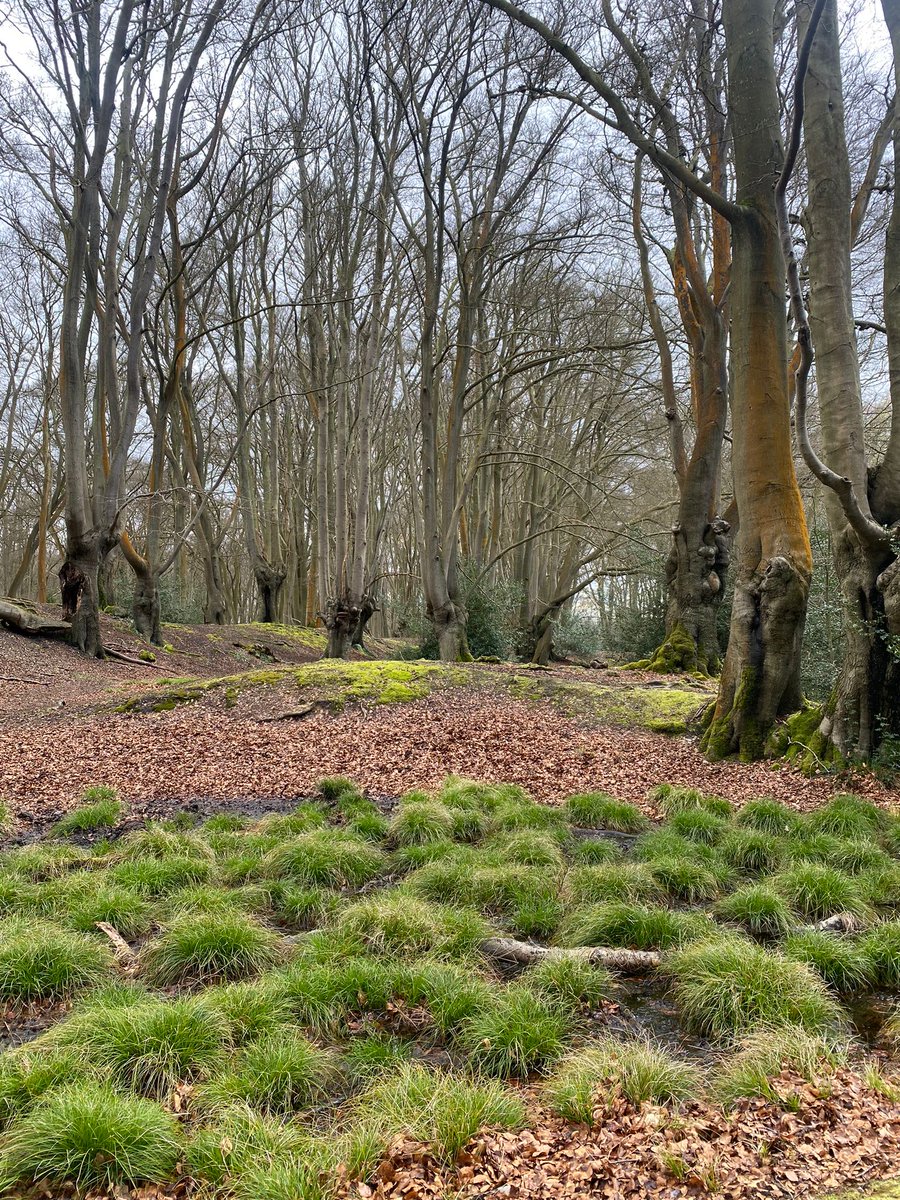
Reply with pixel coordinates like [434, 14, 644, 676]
[502, 675, 710, 735]
[623, 624, 711, 676]
[114, 660, 468, 715]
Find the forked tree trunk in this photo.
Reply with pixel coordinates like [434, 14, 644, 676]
[702, 0, 813, 760]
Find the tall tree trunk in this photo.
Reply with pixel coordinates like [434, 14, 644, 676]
[796, 0, 897, 762]
[702, 0, 813, 759]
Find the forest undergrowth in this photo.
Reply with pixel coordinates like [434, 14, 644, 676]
[0, 778, 898, 1198]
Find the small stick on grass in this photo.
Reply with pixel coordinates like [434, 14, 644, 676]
[95, 922, 136, 966]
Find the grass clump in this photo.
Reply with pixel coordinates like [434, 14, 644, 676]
[647, 856, 725, 903]
[109, 856, 214, 896]
[569, 838, 624, 865]
[200, 1030, 336, 1115]
[807, 794, 885, 839]
[397, 960, 494, 1035]
[563, 864, 659, 906]
[521, 956, 612, 1009]
[141, 912, 284, 986]
[668, 809, 728, 846]
[714, 1025, 848, 1105]
[545, 1037, 701, 1121]
[344, 1034, 412, 1082]
[52, 789, 121, 837]
[0, 920, 111, 1001]
[461, 986, 571, 1077]
[56, 996, 228, 1097]
[783, 930, 873, 992]
[66, 886, 153, 941]
[735, 798, 802, 836]
[650, 785, 731, 819]
[0, 1047, 96, 1129]
[774, 863, 870, 921]
[119, 824, 214, 861]
[667, 937, 845, 1039]
[203, 978, 292, 1045]
[258, 832, 385, 889]
[484, 830, 566, 869]
[0, 1081, 180, 1189]
[714, 885, 794, 938]
[860, 920, 900, 987]
[562, 903, 710, 951]
[508, 892, 563, 940]
[859, 862, 900, 907]
[353, 1061, 525, 1163]
[563, 793, 648, 832]
[187, 1105, 308, 1189]
[388, 801, 454, 847]
[719, 827, 783, 875]
[333, 893, 487, 959]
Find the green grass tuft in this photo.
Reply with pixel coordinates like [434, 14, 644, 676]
[258, 832, 385, 889]
[718, 827, 783, 875]
[343, 1034, 412, 1082]
[109, 856, 214, 895]
[783, 930, 873, 992]
[714, 885, 795, 938]
[52, 792, 121, 837]
[333, 893, 487, 959]
[563, 863, 660, 906]
[668, 809, 728, 845]
[194, 977, 292, 1045]
[807, 794, 885, 839]
[667, 936, 845, 1039]
[140, 912, 285, 986]
[545, 1037, 701, 1121]
[647, 856, 726, 903]
[714, 1025, 848, 1105]
[735, 798, 802, 836]
[388, 801, 454, 847]
[352, 1061, 525, 1163]
[774, 863, 870, 921]
[0, 1047, 97, 1130]
[200, 1029, 336, 1115]
[187, 1105, 307, 1189]
[484, 830, 566, 869]
[568, 838, 624, 865]
[561, 902, 711, 951]
[56, 996, 228, 1097]
[0, 920, 112, 1001]
[650, 785, 731, 819]
[397, 959, 495, 1035]
[860, 920, 900, 987]
[66, 886, 153, 941]
[562, 794, 648, 832]
[521, 956, 612, 1009]
[0, 1081, 180, 1188]
[461, 985, 572, 1077]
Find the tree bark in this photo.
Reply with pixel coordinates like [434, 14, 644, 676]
[702, 0, 813, 760]
[793, 0, 899, 763]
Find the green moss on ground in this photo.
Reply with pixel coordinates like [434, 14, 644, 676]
[114, 660, 468, 714]
[505, 676, 710, 735]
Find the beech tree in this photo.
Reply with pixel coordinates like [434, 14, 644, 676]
[483, 0, 817, 757]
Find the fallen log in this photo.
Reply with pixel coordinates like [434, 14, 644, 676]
[480, 936, 660, 973]
[258, 699, 335, 722]
[0, 598, 70, 638]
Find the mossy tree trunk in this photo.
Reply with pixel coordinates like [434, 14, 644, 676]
[702, 0, 813, 760]
[783, 0, 900, 763]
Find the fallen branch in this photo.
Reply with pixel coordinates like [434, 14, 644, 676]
[105, 648, 162, 668]
[0, 675, 47, 685]
[258, 699, 335, 722]
[95, 921, 136, 965]
[480, 936, 660, 973]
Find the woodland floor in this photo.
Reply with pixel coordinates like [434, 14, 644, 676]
[0, 611, 899, 1200]
[0, 611, 893, 838]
